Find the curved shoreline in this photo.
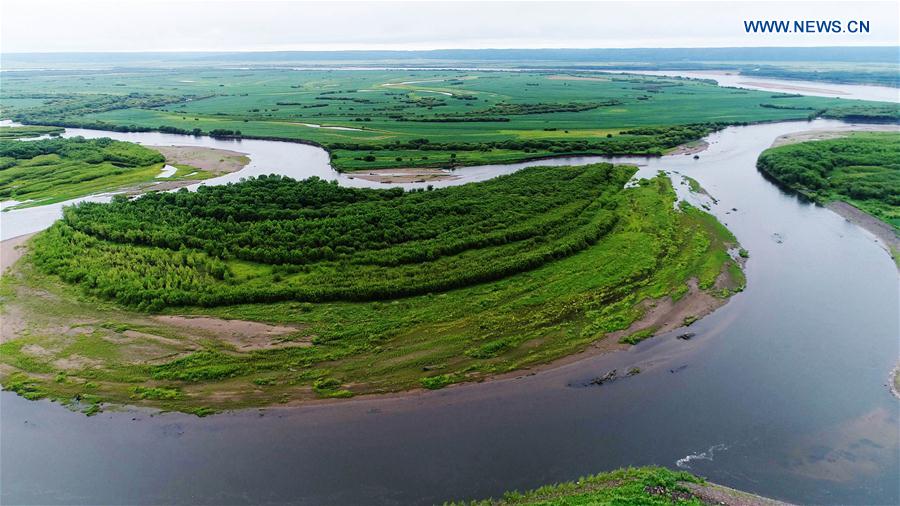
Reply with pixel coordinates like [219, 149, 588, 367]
[826, 201, 900, 264]
[891, 363, 900, 400]
[760, 128, 900, 264]
[0, 232, 35, 277]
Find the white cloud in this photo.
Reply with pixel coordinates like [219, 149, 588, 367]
[1, 0, 897, 52]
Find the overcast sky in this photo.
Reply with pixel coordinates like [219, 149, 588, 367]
[2, 0, 898, 53]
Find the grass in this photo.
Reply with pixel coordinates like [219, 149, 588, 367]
[32, 164, 632, 309]
[443, 466, 708, 505]
[0, 137, 222, 209]
[3, 68, 894, 171]
[0, 171, 745, 413]
[757, 132, 900, 229]
[684, 176, 703, 194]
[0, 125, 64, 139]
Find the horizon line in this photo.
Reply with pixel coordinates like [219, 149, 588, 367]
[3, 45, 899, 55]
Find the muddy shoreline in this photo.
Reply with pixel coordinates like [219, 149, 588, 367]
[826, 201, 899, 262]
[0, 233, 35, 276]
[765, 128, 900, 263]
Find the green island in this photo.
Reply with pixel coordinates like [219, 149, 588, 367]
[445, 466, 785, 506]
[0, 162, 744, 414]
[0, 137, 249, 209]
[757, 132, 900, 229]
[3, 68, 896, 172]
[757, 131, 900, 263]
[0, 125, 64, 139]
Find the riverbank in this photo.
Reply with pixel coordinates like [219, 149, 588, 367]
[770, 127, 898, 148]
[667, 140, 709, 156]
[0, 233, 34, 276]
[826, 201, 900, 265]
[760, 129, 899, 265]
[448, 466, 791, 506]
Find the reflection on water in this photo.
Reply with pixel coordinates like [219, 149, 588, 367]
[787, 407, 899, 484]
[1, 119, 899, 505]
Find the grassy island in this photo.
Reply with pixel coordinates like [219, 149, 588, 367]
[1, 162, 744, 414]
[0, 125, 64, 139]
[0, 137, 248, 209]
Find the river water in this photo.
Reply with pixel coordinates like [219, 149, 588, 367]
[1, 116, 899, 504]
[602, 70, 900, 103]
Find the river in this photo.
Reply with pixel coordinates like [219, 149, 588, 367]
[1, 117, 899, 504]
[600, 70, 899, 103]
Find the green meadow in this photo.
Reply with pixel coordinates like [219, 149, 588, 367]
[4, 68, 895, 170]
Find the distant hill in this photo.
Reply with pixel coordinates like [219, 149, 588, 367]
[2, 46, 898, 69]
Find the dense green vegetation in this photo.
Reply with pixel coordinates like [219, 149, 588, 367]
[757, 132, 900, 228]
[0, 137, 167, 207]
[445, 467, 723, 505]
[820, 104, 900, 123]
[0, 125, 64, 139]
[3, 68, 894, 171]
[2, 169, 744, 411]
[34, 165, 629, 309]
[0, 136, 237, 209]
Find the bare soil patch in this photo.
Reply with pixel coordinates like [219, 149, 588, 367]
[669, 140, 709, 156]
[1, 233, 36, 276]
[21, 344, 53, 358]
[53, 355, 103, 371]
[148, 145, 250, 175]
[771, 127, 898, 149]
[608, 278, 723, 342]
[122, 329, 195, 349]
[826, 201, 900, 259]
[348, 168, 459, 184]
[681, 481, 792, 506]
[152, 315, 311, 351]
[0, 304, 28, 343]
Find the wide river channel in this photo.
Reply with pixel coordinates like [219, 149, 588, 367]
[1, 114, 898, 504]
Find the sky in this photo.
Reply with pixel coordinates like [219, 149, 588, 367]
[1, 0, 898, 53]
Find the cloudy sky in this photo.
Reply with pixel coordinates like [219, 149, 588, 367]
[2, 0, 898, 53]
